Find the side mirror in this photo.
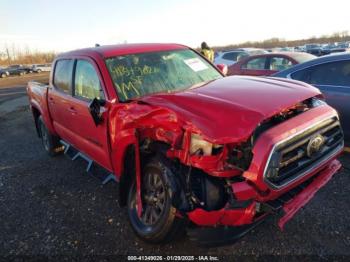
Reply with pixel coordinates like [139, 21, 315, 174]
[216, 64, 228, 76]
[88, 98, 106, 126]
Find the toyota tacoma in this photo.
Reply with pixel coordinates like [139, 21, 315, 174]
[26, 44, 344, 245]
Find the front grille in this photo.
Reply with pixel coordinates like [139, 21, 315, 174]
[264, 116, 343, 189]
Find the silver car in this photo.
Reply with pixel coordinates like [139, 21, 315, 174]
[32, 63, 51, 73]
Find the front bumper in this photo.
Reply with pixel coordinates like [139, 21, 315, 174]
[186, 158, 342, 244]
[277, 158, 341, 229]
[185, 105, 343, 245]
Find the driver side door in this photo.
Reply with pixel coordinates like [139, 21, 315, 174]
[67, 58, 112, 171]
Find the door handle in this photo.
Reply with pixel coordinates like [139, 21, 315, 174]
[48, 97, 55, 104]
[68, 106, 77, 114]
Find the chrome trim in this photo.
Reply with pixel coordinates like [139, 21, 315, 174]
[262, 114, 343, 190]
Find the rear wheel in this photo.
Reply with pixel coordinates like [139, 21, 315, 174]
[37, 69, 42, 73]
[38, 116, 62, 156]
[127, 157, 185, 243]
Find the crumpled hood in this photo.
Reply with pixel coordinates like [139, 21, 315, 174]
[139, 76, 321, 143]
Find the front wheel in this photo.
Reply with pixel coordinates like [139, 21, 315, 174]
[0, 73, 6, 78]
[127, 158, 185, 243]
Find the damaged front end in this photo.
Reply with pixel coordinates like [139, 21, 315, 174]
[111, 86, 343, 245]
[162, 98, 344, 245]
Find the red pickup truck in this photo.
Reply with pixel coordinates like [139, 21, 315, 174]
[27, 43, 344, 245]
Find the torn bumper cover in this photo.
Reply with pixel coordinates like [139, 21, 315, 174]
[186, 159, 341, 244]
[277, 158, 341, 229]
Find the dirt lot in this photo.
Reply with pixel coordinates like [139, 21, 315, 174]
[0, 75, 349, 259]
[0, 72, 50, 88]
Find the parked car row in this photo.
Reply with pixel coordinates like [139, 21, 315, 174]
[297, 42, 350, 56]
[0, 63, 51, 78]
[215, 41, 350, 69]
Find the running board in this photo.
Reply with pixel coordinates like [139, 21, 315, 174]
[60, 140, 118, 185]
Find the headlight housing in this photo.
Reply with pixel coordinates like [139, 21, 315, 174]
[311, 97, 327, 107]
[190, 134, 222, 156]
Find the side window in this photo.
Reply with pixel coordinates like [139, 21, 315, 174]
[269, 57, 293, 71]
[291, 60, 350, 86]
[53, 60, 74, 93]
[74, 60, 104, 100]
[242, 57, 267, 70]
[222, 52, 236, 61]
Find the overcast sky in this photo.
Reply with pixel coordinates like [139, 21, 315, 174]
[1, 0, 349, 52]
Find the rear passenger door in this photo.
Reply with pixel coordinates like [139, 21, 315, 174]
[49, 59, 75, 141]
[240, 57, 270, 76]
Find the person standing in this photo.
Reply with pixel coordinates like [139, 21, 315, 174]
[200, 42, 214, 63]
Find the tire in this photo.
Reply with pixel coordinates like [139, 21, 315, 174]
[127, 157, 186, 243]
[37, 69, 42, 73]
[19, 72, 24, 76]
[38, 116, 62, 156]
[0, 73, 6, 78]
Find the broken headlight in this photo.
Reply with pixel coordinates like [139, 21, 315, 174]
[311, 97, 327, 107]
[190, 134, 223, 156]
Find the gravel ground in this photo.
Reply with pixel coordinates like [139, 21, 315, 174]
[0, 80, 349, 259]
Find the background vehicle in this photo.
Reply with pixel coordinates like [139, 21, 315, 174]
[329, 42, 350, 54]
[273, 52, 350, 142]
[27, 44, 343, 245]
[6, 64, 30, 75]
[214, 48, 268, 66]
[32, 63, 51, 73]
[227, 52, 316, 76]
[0, 67, 9, 78]
[305, 44, 323, 56]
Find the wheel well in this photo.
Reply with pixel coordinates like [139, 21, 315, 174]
[119, 145, 136, 206]
[119, 140, 171, 206]
[31, 107, 41, 137]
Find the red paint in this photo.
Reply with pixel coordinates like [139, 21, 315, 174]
[187, 202, 256, 226]
[26, 44, 343, 235]
[278, 159, 341, 229]
[134, 134, 142, 218]
[231, 182, 257, 201]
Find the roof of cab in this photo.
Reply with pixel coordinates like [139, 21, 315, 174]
[58, 43, 189, 59]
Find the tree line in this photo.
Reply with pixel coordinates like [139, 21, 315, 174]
[211, 31, 350, 51]
[0, 45, 56, 66]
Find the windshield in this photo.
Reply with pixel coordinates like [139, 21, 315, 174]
[105, 49, 222, 101]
